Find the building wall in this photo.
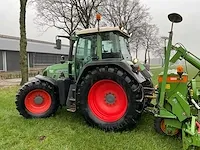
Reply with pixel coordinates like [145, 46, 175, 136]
[0, 51, 3, 70]
[0, 34, 70, 72]
[6, 51, 20, 71]
[0, 50, 70, 72]
[0, 35, 70, 55]
[29, 52, 68, 68]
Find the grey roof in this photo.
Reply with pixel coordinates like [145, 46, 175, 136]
[0, 34, 69, 55]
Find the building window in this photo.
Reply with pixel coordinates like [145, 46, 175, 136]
[30, 52, 68, 67]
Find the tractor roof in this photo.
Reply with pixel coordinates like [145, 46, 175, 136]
[76, 26, 130, 38]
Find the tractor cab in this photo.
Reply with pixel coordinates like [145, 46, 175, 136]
[75, 27, 131, 60]
[42, 26, 150, 80]
[74, 27, 132, 76]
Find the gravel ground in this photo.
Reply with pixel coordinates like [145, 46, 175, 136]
[0, 77, 35, 87]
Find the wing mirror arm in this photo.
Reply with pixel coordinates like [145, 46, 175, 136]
[55, 35, 77, 50]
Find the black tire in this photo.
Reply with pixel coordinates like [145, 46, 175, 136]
[142, 79, 154, 107]
[142, 79, 154, 88]
[15, 80, 59, 118]
[77, 66, 144, 131]
[154, 118, 166, 135]
[154, 118, 179, 136]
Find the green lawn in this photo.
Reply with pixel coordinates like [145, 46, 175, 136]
[0, 65, 199, 150]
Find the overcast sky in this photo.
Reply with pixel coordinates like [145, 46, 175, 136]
[0, 0, 200, 58]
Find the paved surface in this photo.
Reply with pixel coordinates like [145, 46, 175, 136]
[0, 77, 35, 87]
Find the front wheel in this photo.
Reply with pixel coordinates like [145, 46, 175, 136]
[15, 80, 59, 118]
[77, 67, 144, 131]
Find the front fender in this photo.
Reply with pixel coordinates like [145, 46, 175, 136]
[35, 75, 57, 86]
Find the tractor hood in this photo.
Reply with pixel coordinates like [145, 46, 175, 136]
[42, 61, 74, 79]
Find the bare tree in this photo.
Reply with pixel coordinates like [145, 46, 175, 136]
[20, 0, 28, 85]
[153, 38, 165, 66]
[154, 48, 164, 66]
[30, 0, 81, 61]
[72, 0, 103, 29]
[31, 0, 103, 32]
[142, 24, 160, 64]
[130, 26, 146, 58]
[31, 0, 80, 36]
[101, 0, 153, 57]
[102, 0, 149, 29]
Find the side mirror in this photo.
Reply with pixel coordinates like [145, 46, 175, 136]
[60, 55, 65, 64]
[56, 39, 61, 49]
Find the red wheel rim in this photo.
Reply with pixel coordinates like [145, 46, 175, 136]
[24, 89, 52, 114]
[88, 80, 128, 122]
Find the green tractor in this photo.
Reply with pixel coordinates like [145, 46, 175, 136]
[15, 25, 154, 131]
[153, 13, 200, 149]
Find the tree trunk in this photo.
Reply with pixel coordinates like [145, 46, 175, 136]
[148, 50, 150, 64]
[144, 49, 148, 64]
[19, 0, 28, 85]
[135, 50, 138, 58]
[160, 56, 164, 66]
[68, 39, 74, 61]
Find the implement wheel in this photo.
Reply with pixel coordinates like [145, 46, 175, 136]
[154, 118, 179, 136]
[77, 66, 144, 131]
[15, 80, 59, 118]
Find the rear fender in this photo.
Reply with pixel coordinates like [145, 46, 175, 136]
[76, 60, 146, 84]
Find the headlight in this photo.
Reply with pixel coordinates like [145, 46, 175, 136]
[133, 58, 139, 64]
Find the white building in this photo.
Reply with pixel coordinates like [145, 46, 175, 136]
[0, 35, 69, 72]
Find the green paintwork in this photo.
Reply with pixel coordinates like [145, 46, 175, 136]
[97, 34, 102, 60]
[157, 70, 190, 121]
[155, 108, 177, 119]
[168, 92, 190, 122]
[155, 15, 200, 150]
[158, 70, 188, 98]
[138, 62, 146, 71]
[165, 118, 182, 129]
[42, 61, 75, 79]
[158, 31, 173, 108]
[171, 46, 200, 70]
[182, 116, 200, 150]
[191, 79, 199, 100]
[182, 130, 200, 150]
[162, 118, 181, 136]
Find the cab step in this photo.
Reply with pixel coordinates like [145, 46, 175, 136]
[67, 107, 76, 112]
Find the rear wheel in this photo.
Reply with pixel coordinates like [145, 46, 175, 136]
[77, 66, 144, 131]
[142, 79, 154, 107]
[88, 79, 128, 122]
[15, 80, 59, 118]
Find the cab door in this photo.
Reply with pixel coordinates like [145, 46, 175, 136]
[75, 35, 97, 77]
